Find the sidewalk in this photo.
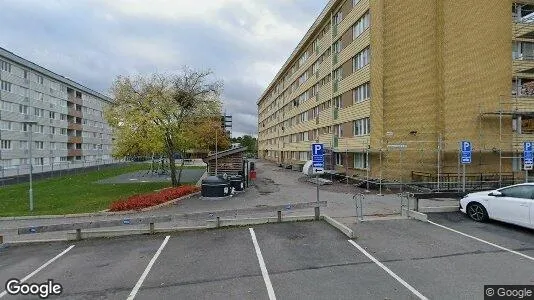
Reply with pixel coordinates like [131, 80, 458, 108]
[0, 160, 457, 243]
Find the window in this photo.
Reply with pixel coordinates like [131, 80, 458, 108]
[50, 142, 56, 150]
[353, 82, 371, 103]
[499, 185, 534, 199]
[333, 67, 342, 81]
[333, 10, 342, 25]
[36, 75, 44, 85]
[49, 111, 55, 119]
[23, 70, 28, 79]
[333, 39, 342, 54]
[19, 105, 28, 115]
[35, 141, 44, 150]
[354, 152, 369, 169]
[1, 140, 12, 150]
[303, 131, 309, 141]
[39, 125, 44, 133]
[353, 11, 370, 39]
[1, 101, 12, 111]
[312, 60, 320, 74]
[0, 60, 11, 72]
[1, 80, 12, 92]
[60, 114, 67, 121]
[335, 153, 343, 166]
[21, 123, 29, 132]
[299, 151, 309, 161]
[60, 128, 67, 135]
[34, 158, 44, 166]
[353, 47, 370, 71]
[34, 107, 43, 117]
[354, 117, 371, 136]
[352, 0, 361, 6]
[0, 120, 12, 130]
[334, 96, 342, 108]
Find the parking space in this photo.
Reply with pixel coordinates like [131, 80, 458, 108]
[353, 216, 534, 299]
[427, 212, 534, 258]
[0, 217, 532, 300]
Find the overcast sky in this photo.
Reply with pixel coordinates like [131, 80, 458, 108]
[0, 0, 326, 137]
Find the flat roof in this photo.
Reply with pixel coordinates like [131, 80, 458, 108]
[0, 47, 113, 103]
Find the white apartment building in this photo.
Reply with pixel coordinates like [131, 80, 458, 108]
[0, 47, 114, 176]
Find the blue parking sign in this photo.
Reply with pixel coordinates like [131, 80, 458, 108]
[461, 141, 471, 164]
[311, 143, 324, 173]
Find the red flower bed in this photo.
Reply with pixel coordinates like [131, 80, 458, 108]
[109, 185, 200, 211]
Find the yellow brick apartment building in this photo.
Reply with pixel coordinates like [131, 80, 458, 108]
[257, 0, 534, 187]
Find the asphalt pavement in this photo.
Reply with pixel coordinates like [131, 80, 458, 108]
[1, 217, 533, 300]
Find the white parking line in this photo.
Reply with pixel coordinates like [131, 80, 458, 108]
[127, 236, 170, 300]
[428, 220, 534, 261]
[0, 245, 75, 298]
[348, 240, 428, 300]
[249, 228, 277, 300]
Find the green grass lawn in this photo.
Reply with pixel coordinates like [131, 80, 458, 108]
[0, 163, 199, 217]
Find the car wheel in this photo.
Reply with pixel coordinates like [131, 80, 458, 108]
[467, 203, 488, 222]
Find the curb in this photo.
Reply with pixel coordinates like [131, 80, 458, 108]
[205, 215, 316, 228]
[65, 226, 207, 240]
[402, 208, 428, 222]
[419, 206, 459, 213]
[0, 192, 201, 221]
[322, 215, 355, 239]
[1, 238, 69, 246]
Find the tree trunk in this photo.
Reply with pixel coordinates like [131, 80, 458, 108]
[177, 151, 186, 185]
[165, 134, 178, 187]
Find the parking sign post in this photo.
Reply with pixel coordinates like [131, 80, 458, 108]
[460, 141, 471, 192]
[523, 142, 533, 183]
[312, 143, 324, 204]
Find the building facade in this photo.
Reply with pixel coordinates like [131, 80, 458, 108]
[257, 0, 534, 186]
[0, 47, 114, 176]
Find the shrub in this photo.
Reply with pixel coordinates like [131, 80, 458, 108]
[109, 185, 199, 211]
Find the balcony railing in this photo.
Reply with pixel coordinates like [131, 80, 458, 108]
[513, 52, 534, 60]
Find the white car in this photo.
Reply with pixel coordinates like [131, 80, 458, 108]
[460, 183, 534, 229]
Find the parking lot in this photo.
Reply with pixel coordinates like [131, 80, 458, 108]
[0, 213, 532, 300]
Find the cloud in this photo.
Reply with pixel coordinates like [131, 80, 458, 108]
[0, 0, 326, 136]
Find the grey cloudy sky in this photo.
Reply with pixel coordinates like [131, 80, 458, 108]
[0, 0, 326, 137]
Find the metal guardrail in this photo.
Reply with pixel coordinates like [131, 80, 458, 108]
[17, 215, 172, 240]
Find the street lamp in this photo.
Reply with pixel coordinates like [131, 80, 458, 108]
[23, 121, 38, 212]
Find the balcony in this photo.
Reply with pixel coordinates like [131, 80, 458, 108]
[67, 135, 83, 144]
[68, 107, 82, 118]
[67, 94, 82, 105]
[68, 149, 82, 157]
[513, 52, 534, 75]
[67, 123, 82, 131]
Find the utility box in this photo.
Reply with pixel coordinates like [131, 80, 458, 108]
[201, 176, 232, 198]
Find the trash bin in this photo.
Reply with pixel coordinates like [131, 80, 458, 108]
[229, 175, 245, 192]
[201, 176, 232, 197]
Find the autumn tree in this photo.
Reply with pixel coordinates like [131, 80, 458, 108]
[105, 67, 223, 186]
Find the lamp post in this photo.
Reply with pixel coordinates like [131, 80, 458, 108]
[23, 121, 38, 212]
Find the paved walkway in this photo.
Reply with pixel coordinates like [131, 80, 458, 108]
[0, 160, 457, 243]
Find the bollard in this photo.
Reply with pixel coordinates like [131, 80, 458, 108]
[414, 197, 419, 212]
[149, 222, 155, 234]
[314, 206, 320, 220]
[277, 211, 282, 222]
[216, 216, 220, 228]
[75, 229, 82, 241]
